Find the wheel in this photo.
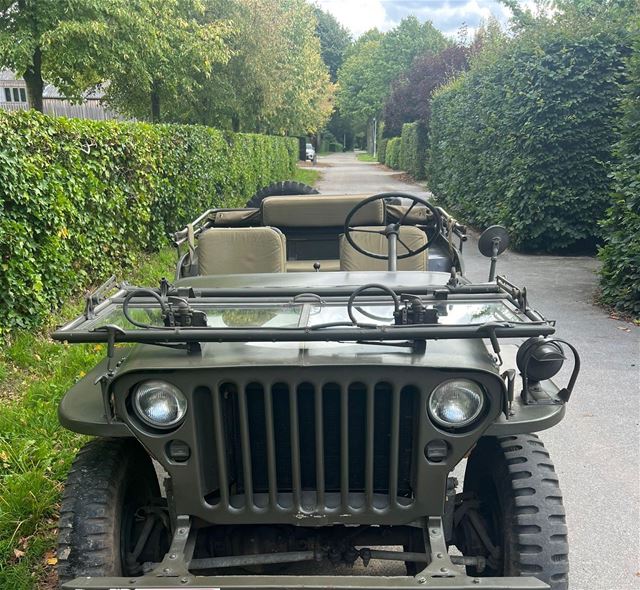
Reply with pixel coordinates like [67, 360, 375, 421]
[455, 435, 569, 590]
[343, 192, 442, 262]
[57, 438, 170, 587]
[245, 181, 319, 208]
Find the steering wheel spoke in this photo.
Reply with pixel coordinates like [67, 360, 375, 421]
[396, 235, 417, 257]
[398, 200, 417, 225]
[348, 227, 386, 235]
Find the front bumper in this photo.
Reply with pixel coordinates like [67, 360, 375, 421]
[63, 574, 548, 590]
[62, 517, 549, 590]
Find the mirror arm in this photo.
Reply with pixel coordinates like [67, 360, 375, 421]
[488, 237, 501, 282]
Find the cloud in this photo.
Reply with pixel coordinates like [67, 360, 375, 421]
[316, 0, 395, 37]
[316, 0, 513, 37]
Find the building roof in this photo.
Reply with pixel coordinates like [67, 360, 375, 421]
[0, 69, 22, 82]
[1, 69, 106, 99]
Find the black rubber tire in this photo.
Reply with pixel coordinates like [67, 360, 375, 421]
[245, 180, 319, 208]
[57, 438, 167, 587]
[461, 434, 569, 590]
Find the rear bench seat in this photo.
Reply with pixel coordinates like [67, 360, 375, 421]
[261, 195, 385, 272]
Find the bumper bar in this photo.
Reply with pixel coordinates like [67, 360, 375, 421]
[63, 574, 549, 590]
[62, 517, 549, 590]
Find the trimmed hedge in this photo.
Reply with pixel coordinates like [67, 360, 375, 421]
[377, 138, 388, 164]
[0, 111, 297, 335]
[385, 137, 402, 170]
[598, 30, 640, 316]
[428, 28, 629, 251]
[400, 122, 428, 180]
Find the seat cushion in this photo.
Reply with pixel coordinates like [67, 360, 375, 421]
[197, 227, 286, 275]
[286, 259, 341, 272]
[340, 226, 428, 271]
[262, 194, 384, 227]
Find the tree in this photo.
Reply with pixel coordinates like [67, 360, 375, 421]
[44, 0, 231, 122]
[337, 17, 447, 137]
[313, 6, 352, 81]
[383, 44, 473, 137]
[0, 0, 100, 111]
[162, 0, 334, 135]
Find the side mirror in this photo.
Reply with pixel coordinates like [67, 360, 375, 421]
[478, 225, 509, 281]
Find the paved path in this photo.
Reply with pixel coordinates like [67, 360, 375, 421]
[312, 152, 640, 590]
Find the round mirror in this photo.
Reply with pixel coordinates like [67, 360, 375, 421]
[478, 225, 510, 257]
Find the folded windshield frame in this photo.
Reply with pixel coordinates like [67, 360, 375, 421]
[52, 276, 554, 346]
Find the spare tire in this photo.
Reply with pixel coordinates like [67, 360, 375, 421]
[245, 180, 319, 208]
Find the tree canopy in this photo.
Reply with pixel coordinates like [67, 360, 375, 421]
[336, 16, 448, 133]
[44, 0, 231, 122]
[313, 6, 352, 81]
[383, 44, 473, 137]
[0, 0, 103, 110]
[1, 0, 334, 134]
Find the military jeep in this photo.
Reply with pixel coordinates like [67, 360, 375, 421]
[53, 192, 579, 590]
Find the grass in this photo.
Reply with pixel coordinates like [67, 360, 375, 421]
[0, 247, 176, 590]
[356, 152, 378, 163]
[291, 165, 321, 186]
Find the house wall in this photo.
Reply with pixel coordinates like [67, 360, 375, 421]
[0, 75, 127, 121]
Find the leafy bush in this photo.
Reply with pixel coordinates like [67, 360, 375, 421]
[428, 27, 629, 251]
[384, 137, 401, 169]
[400, 122, 428, 179]
[0, 110, 297, 335]
[598, 30, 640, 316]
[320, 130, 343, 153]
[377, 138, 388, 163]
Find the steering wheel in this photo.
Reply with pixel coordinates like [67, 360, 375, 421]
[344, 192, 442, 262]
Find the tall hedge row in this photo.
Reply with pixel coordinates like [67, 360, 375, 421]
[400, 122, 428, 180]
[428, 29, 629, 251]
[598, 31, 640, 315]
[0, 111, 297, 334]
[377, 138, 388, 164]
[384, 137, 402, 170]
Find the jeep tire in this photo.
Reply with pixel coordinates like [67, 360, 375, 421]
[458, 434, 569, 590]
[245, 180, 319, 208]
[57, 438, 169, 587]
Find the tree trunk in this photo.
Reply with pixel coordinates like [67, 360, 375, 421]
[150, 79, 161, 123]
[23, 46, 44, 112]
[231, 113, 240, 132]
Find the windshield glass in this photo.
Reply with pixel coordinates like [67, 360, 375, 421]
[309, 301, 523, 326]
[81, 298, 525, 332]
[87, 305, 303, 331]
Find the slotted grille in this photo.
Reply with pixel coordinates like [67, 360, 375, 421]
[206, 381, 418, 513]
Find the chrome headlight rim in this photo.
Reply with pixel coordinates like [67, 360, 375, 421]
[132, 379, 188, 430]
[427, 378, 485, 430]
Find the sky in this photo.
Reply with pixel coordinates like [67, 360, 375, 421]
[315, 0, 515, 38]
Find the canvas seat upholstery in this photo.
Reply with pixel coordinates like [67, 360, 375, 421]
[340, 226, 428, 271]
[261, 194, 384, 227]
[197, 227, 286, 275]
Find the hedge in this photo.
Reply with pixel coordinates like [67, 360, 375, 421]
[377, 138, 388, 163]
[400, 122, 428, 180]
[0, 110, 297, 335]
[385, 137, 402, 170]
[598, 27, 640, 316]
[428, 28, 629, 251]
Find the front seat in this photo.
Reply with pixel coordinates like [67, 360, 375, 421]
[197, 227, 286, 275]
[339, 226, 428, 271]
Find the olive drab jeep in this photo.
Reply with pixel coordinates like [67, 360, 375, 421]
[53, 192, 579, 590]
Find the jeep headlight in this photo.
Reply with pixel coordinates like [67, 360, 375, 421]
[133, 380, 187, 429]
[428, 379, 484, 429]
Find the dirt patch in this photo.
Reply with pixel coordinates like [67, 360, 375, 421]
[389, 171, 425, 186]
[298, 161, 332, 168]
